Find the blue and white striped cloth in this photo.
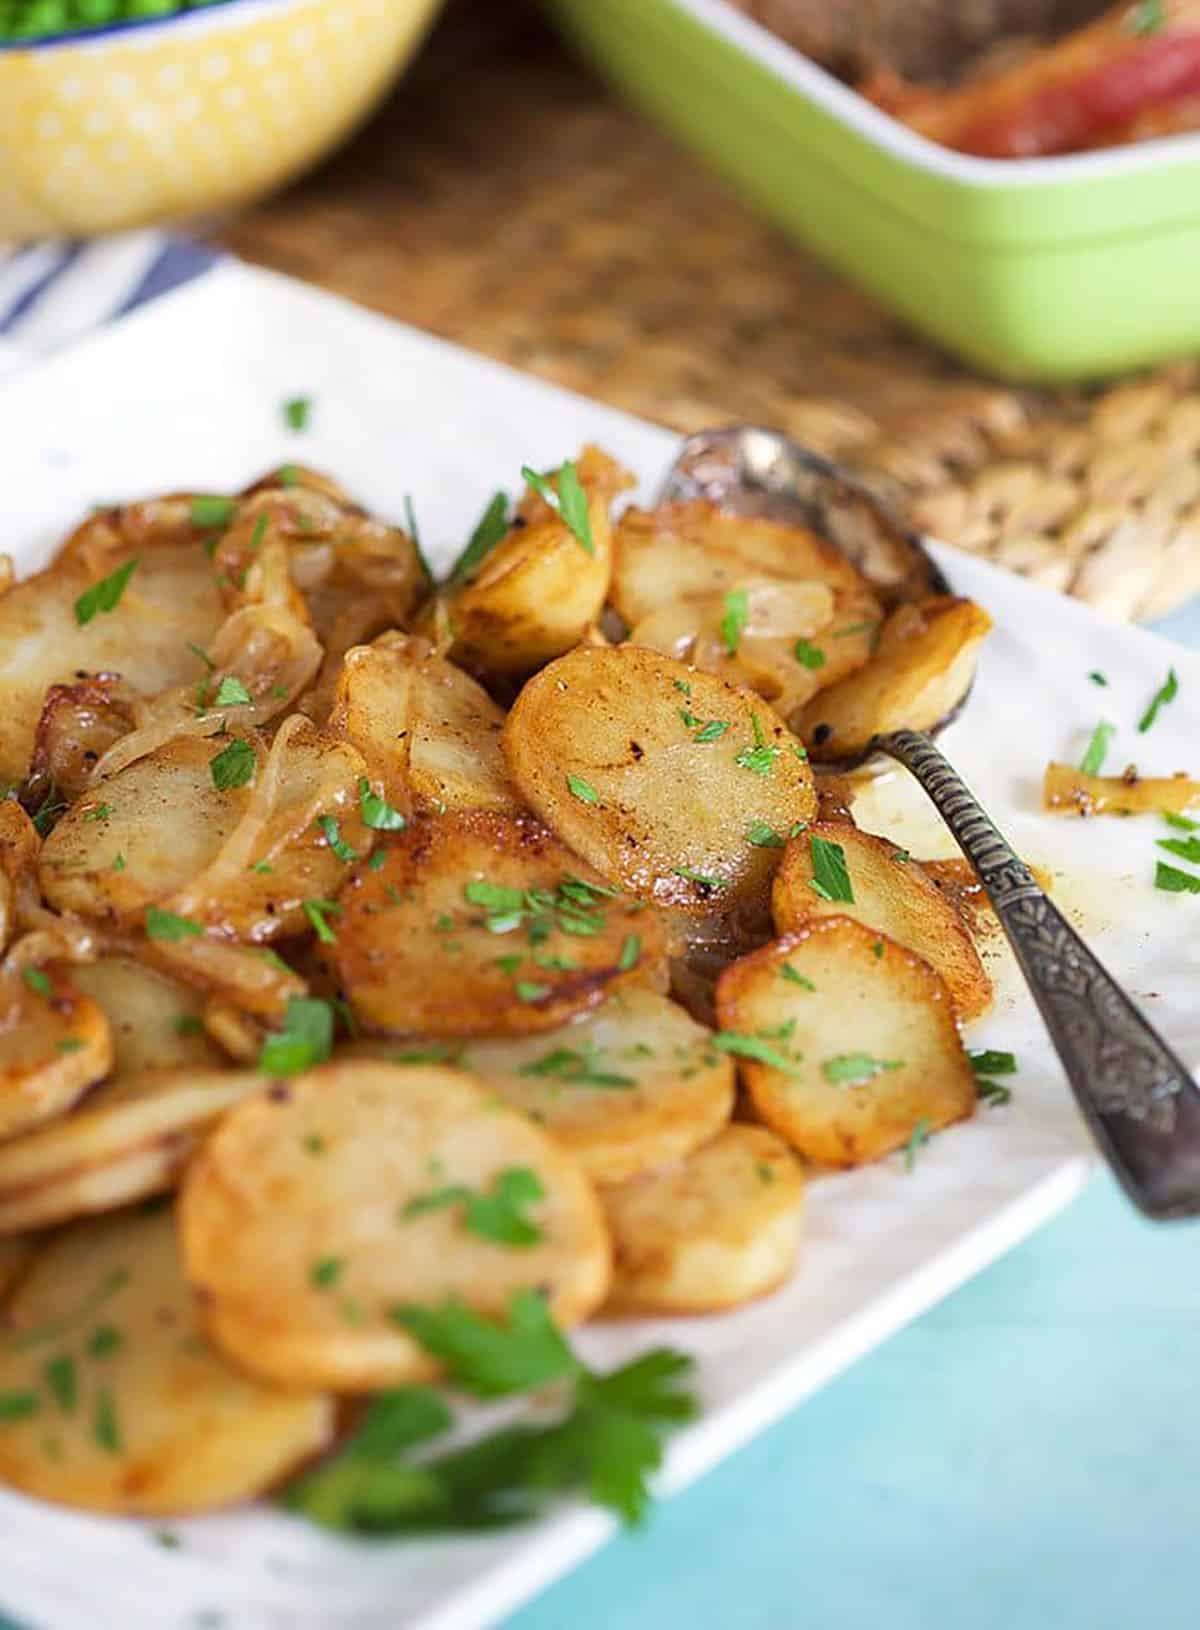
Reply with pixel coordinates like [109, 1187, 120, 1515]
[0, 231, 217, 380]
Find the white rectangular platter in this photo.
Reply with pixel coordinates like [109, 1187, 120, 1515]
[1, 262, 1198, 1630]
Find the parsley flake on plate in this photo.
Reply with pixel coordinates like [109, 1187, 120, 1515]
[258, 997, 335, 1076]
[209, 737, 256, 792]
[1079, 720, 1115, 776]
[359, 778, 406, 831]
[283, 396, 312, 432]
[1138, 667, 1179, 735]
[402, 1167, 545, 1246]
[809, 834, 854, 903]
[73, 557, 139, 627]
[1155, 861, 1200, 895]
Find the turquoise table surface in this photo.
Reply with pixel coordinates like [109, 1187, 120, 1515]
[2, 607, 1198, 1630]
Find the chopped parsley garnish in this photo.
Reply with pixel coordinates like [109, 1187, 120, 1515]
[283, 396, 312, 431]
[809, 835, 854, 903]
[213, 676, 252, 707]
[317, 814, 358, 863]
[904, 1117, 931, 1172]
[287, 1293, 696, 1530]
[309, 1257, 343, 1290]
[673, 864, 726, 891]
[57, 1039, 85, 1053]
[187, 641, 215, 672]
[258, 997, 335, 1075]
[74, 556, 139, 627]
[172, 1014, 204, 1037]
[21, 967, 51, 1000]
[735, 714, 781, 777]
[249, 514, 268, 554]
[713, 1031, 803, 1073]
[1155, 861, 1200, 895]
[0, 1391, 39, 1422]
[976, 1078, 1013, 1107]
[82, 803, 112, 822]
[402, 1167, 545, 1246]
[43, 1355, 76, 1414]
[693, 720, 730, 743]
[303, 899, 341, 943]
[618, 934, 641, 972]
[145, 907, 203, 942]
[673, 679, 692, 696]
[515, 981, 551, 1004]
[719, 587, 749, 655]
[1126, 0, 1166, 35]
[833, 620, 877, 640]
[359, 778, 406, 831]
[191, 495, 236, 530]
[1088, 670, 1108, 687]
[1079, 720, 1115, 776]
[793, 638, 825, 670]
[968, 1049, 1017, 1077]
[368, 850, 388, 870]
[303, 1134, 327, 1155]
[519, 1043, 634, 1089]
[1137, 666, 1179, 734]
[568, 774, 600, 805]
[521, 461, 594, 555]
[745, 821, 784, 848]
[1164, 812, 1200, 832]
[28, 780, 66, 838]
[93, 1387, 121, 1454]
[209, 737, 256, 792]
[822, 1053, 903, 1085]
[112, 853, 126, 872]
[87, 1326, 122, 1359]
[403, 494, 435, 585]
[780, 964, 815, 990]
[449, 491, 509, 582]
[154, 1531, 182, 1551]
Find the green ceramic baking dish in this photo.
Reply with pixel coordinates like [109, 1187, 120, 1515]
[545, 0, 1200, 381]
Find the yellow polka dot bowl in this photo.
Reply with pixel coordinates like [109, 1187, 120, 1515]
[0, 0, 447, 240]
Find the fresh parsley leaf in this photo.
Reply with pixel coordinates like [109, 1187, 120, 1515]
[793, 638, 825, 671]
[258, 997, 335, 1075]
[190, 496, 236, 530]
[187, 641, 215, 672]
[693, 720, 729, 744]
[309, 1257, 343, 1290]
[515, 980, 551, 1004]
[213, 676, 252, 707]
[449, 491, 509, 582]
[977, 1078, 1012, 1107]
[673, 679, 692, 696]
[21, 967, 51, 1000]
[521, 462, 594, 555]
[92, 1387, 121, 1454]
[1155, 861, 1200, 894]
[809, 835, 853, 903]
[145, 908, 203, 942]
[73, 556, 139, 627]
[403, 494, 435, 586]
[903, 1117, 932, 1172]
[210, 737, 256, 792]
[780, 964, 815, 990]
[617, 934, 641, 972]
[968, 1049, 1017, 1076]
[112, 853, 126, 872]
[833, 620, 877, 640]
[821, 1052, 903, 1085]
[1088, 670, 1108, 687]
[1079, 719, 1116, 775]
[249, 514, 268, 554]
[1164, 812, 1200, 832]
[1138, 667, 1179, 734]
[359, 778, 406, 831]
[734, 714, 781, 777]
[673, 864, 726, 891]
[1126, 0, 1165, 34]
[567, 774, 600, 805]
[283, 396, 312, 431]
[745, 821, 784, 848]
[394, 1290, 578, 1398]
[303, 899, 341, 943]
[87, 1325, 122, 1359]
[318, 814, 358, 863]
[82, 803, 112, 822]
[43, 1355, 76, 1414]
[518, 1044, 634, 1089]
[0, 1392, 39, 1422]
[28, 779, 66, 838]
[719, 587, 749, 656]
[172, 1014, 205, 1037]
[57, 1039, 85, 1053]
[713, 1031, 803, 1073]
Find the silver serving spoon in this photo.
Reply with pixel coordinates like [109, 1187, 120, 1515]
[659, 426, 1200, 1221]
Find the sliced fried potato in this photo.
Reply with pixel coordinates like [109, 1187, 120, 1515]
[602, 1124, 803, 1313]
[715, 917, 976, 1167]
[0, 1234, 34, 1299]
[405, 639, 521, 814]
[503, 644, 816, 914]
[0, 536, 224, 786]
[453, 989, 734, 1183]
[327, 639, 416, 817]
[0, 965, 111, 1142]
[329, 810, 664, 1038]
[39, 719, 371, 942]
[24, 674, 139, 806]
[179, 1060, 611, 1390]
[0, 1209, 333, 1514]
[0, 802, 40, 954]
[0, 1068, 260, 1233]
[772, 820, 992, 1022]
[1043, 761, 1200, 817]
[68, 957, 228, 1077]
[798, 596, 992, 762]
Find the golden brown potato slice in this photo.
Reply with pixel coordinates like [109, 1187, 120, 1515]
[0, 1234, 34, 1299]
[772, 820, 992, 1022]
[715, 917, 976, 1167]
[0, 1068, 260, 1233]
[602, 1124, 803, 1313]
[1043, 761, 1200, 818]
[503, 644, 816, 914]
[451, 989, 734, 1184]
[179, 1059, 611, 1390]
[0, 531, 224, 786]
[39, 719, 372, 942]
[798, 596, 992, 762]
[329, 810, 664, 1038]
[437, 450, 628, 681]
[0, 965, 111, 1142]
[327, 638, 416, 818]
[406, 639, 521, 815]
[0, 1209, 333, 1514]
[67, 957, 228, 1077]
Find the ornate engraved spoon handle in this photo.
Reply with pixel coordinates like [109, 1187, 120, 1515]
[880, 728, 1200, 1219]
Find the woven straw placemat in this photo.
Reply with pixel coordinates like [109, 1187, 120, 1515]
[219, 3, 1200, 620]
